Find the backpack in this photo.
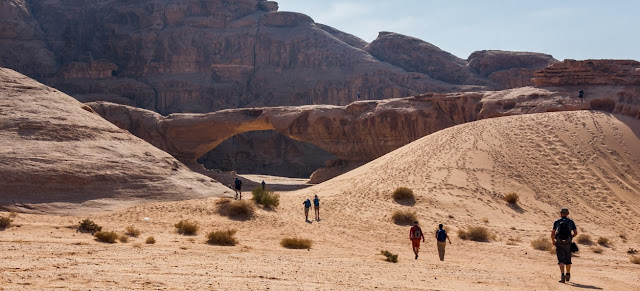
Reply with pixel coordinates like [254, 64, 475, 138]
[437, 229, 447, 241]
[412, 226, 422, 239]
[556, 219, 572, 241]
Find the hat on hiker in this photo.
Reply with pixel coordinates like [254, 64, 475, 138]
[560, 208, 569, 214]
[414, 221, 418, 224]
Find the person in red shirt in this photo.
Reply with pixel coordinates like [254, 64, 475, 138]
[409, 221, 425, 259]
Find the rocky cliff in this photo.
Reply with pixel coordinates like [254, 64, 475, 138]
[533, 59, 640, 87]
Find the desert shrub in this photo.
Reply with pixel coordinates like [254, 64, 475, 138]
[631, 256, 640, 264]
[94, 231, 118, 243]
[590, 98, 616, 112]
[119, 234, 129, 243]
[145, 236, 156, 244]
[628, 248, 638, 254]
[280, 237, 312, 249]
[125, 226, 141, 237]
[78, 219, 102, 233]
[576, 234, 592, 245]
[132, 243, 142, 248]
[503, 192, 519, 204]
[597, 236, 611, 247]
[592, 246, 604, 254]
[391, 210, 417, 225]
[531, 238, 553, 251]
[380, 250, 398, 263]
[0, 216, 11, 228]
[175, 220, 199, 235]
[481, 217, 489, 224]
[216, 199, 255, 219]
[458, 226, 493, 242]
[619, 233, 627, 241]
[251, 187, 280, 208]
[506, 237, 521, 246]
[392, 187, 415, 201]
[206, 229, 238, 246]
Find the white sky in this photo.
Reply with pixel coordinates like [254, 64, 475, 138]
[275, 0, 639, 61]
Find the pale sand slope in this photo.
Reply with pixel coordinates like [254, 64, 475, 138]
[1, 111, 639, 290]
[0, 68, 233, 215]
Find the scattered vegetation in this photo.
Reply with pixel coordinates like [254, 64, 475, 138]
[280, 237, 312, 249]
[0, 216, 12, 228]
[631, 256, 640, 265]
[597, 236, 611, 247]
[590, 98, 616, 112]
[94, 231, 119, 243]
[576, 234, 593, 245]
[125, 226, 141, 237]
[592, 246, 604, 254]
[506, 236, 521, 246]
[132, 243, 142, 248]
[458, 226, 494, 242]
[481, 217, 489, 224]
[251, 187, 280, 208]
[119, 234, 129, 243]
[619, 233, 627, 241]
[175, 220, 199, 235]
[503, 192, 519, 204]
[392, 187, 415, 202]
[216, 199, 255, 219]
[145, 236, 156, 244]
[391, 210, 417, 225]
[531, 237, 553, 251]
[206, 229, 238, 246]
[380, 250, 398, 263]
[78, 219, 102, 234]
[628, 248, 638, 255]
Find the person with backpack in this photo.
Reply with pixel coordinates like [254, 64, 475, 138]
[234, 178, 243, 200]
[409, 221, 425, 259]
[435, 224, 452, 261]
[551, 207, 578, 283]
[303, 198, 312, 222]
[313, 195, 320, 221]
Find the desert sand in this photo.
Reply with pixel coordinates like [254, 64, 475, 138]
[1, 110, 639, 290]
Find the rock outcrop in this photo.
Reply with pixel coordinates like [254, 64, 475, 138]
[533, 59, 640, 87]
[0, 68, 231, 214]
[468, 50, 558, 88]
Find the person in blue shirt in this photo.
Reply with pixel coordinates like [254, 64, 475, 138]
[313, 195, 320, 221]
[303, 198, 312, 221]
[435, 224, 452, 261]
[234, 178, 242, 200]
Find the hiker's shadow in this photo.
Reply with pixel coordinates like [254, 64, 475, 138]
[569, 283, 602, 290]
[305, 220, 312, 224]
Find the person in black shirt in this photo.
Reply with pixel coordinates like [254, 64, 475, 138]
[551, 207, 578, 283]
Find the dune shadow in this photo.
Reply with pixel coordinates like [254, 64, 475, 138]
[508, 203, 525, 213]
[568, 283, 602, 290]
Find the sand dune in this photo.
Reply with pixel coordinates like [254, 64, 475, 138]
[1, 110, 639, 289]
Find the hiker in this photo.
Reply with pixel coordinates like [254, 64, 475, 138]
[409, 221, 425, 259]
[234, 178, 243, 200]
[578, 89, 584, 102]
[313, 195, 320, 221]
[551, 207, 578, 283]
[261, 180, 266, 191]
[435, 224, 452, 261]
[357, 92, 361, 100]
[303, 198, 312, 221]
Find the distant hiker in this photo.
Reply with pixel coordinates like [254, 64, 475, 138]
[435, 224, 452, 261]
[303, 198, 312, 221]
[578, 89, 584, 102]
[234, 178, 243, 200]
[409, 221, 425, 259]
[313, 195, 320, 221]
[357, 92, 361, 101]
[261, 180, 266, 191]
[551, 207, 578, 283]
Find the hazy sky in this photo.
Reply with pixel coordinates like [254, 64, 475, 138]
[275, 0, 639, 61]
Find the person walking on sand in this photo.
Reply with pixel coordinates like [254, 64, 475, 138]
[303, 198, 312, 221]
[552, 207, 578, 283]
[313, 195, 320, 221]
[261, 180, 266, 191]
[435, 224, 452, 261]
[409, 221, 425, 259]
[234, 178, 243, 200]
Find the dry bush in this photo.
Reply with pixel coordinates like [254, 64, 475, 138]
[125, 226, 141, 237]
[619, 233, 627, 241]
[506, 236, 521, 246]
[392, 187, 415, 201]
[631, 256, 640, 264]
[592, 246, 604, 254]
[251, 187, 280, 208]
[503, 192, 519, 204]
[78, 219, 102, 233]
[458, 226, 493, 242]
[391, 210, 417, 225]
[94, 231, 118, 243]
[481, 217, 489, 224]
[590, 98, 616, 112]
[216, 199, 255, 219]
[0, 216, 11, 228]
[206, 230, 238, 246]
[531, 238, 553, 251]
[119, 234, 129, 243]
[380, 250, 398, 263]
[280, 237, 312, 249]
[145, 236, 156, 244]
[628, 248, 638, 254]
[597, 236, 611, 247]
[132, 243, 142, 248]
[576, 234, 593, 245]
[175, 220, 199, 235]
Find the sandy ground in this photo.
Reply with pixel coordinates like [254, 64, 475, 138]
[1, 111, 639, 290]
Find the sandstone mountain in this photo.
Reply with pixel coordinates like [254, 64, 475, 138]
[0, 68, 231, 214]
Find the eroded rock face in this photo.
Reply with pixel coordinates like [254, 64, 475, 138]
[533, 59, 640, 87]
[0, 68, 230, 214]
[468, 50, 558, 89]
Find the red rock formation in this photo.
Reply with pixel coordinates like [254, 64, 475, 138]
[467, 50, 557, 89]
[533, 59, 640, 87]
